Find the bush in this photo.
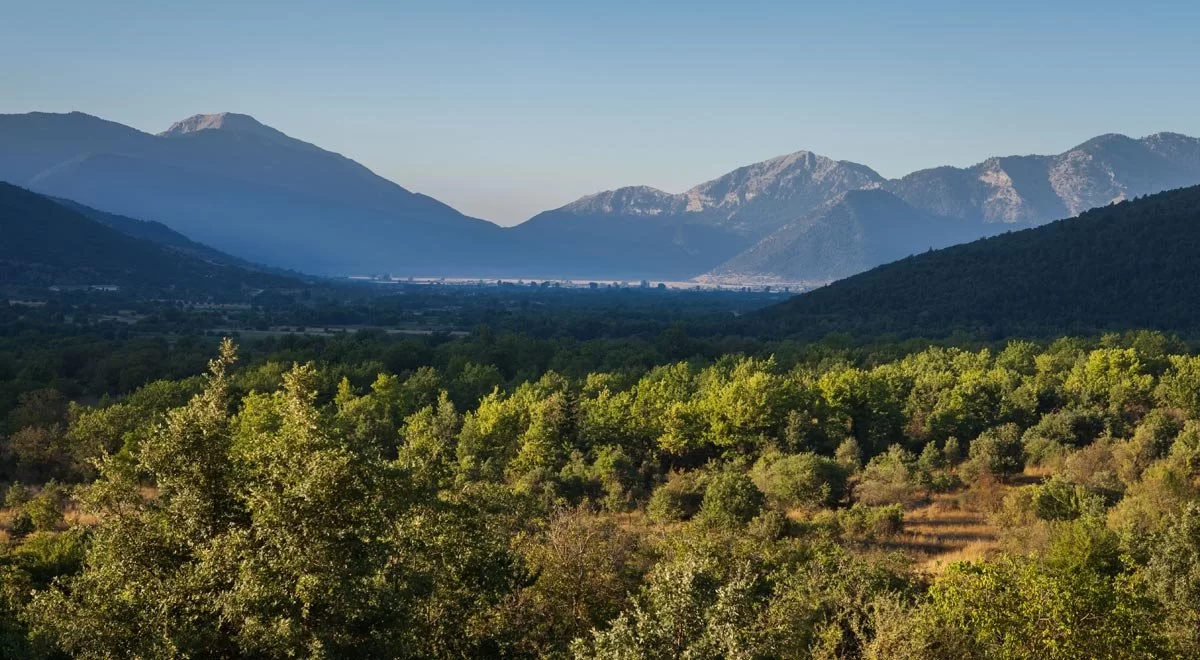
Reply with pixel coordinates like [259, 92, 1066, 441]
[589, 445, 638, 511]
[943, 436, 963, 466]
[929, 473, 961, 493]
[917, 440, 945, 473]
[1114, 408, 1184, 484]
[25, 484, 67, 532]
[9, 511, 34, 538]
[962, 424, 1024, 481]
[747, 509, 789, 541]
[751, 450, 847, 510]
[3, 483, 31, 509]
[1061, 441, 1124, 503]
[1023, 408, 1106, 449]
[855, 445, 921, 506]
[812, 504, 904, 542]
[1031, 476, 1105, 522]
[646, 470, 705, 523]
[835, 437, 863, 472]
[695, 468, 764, 528]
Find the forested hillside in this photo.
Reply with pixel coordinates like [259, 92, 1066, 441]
[0, 183, 300, 296]
[772, 185, 1200, 337]
[3, 330, 1200, 657]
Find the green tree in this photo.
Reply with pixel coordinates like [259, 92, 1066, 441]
[751, 450, 848, 510]
[963, 423, 1025, 481]
[696, 468, 765, 529]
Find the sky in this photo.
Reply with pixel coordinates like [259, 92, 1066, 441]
[3, 0, 1199, 225]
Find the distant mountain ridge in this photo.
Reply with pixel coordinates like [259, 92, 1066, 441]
[542, 131, 1200, 283]
[3, 110, 1200, 282]
[510, 151, 886, 279]
[0, 111, 503, 276]
[706, 189, 993, 284]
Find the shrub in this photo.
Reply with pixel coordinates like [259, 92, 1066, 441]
[751, 450, 847, 510]
[695, 468, 765, 528]
[1114, 408, 1184, 484]
[943, 437, 963, 466]
[917, 440, 945, 473]
[835, 437, 862, 472]
[25, 483, 67, 532]
[589, 445, 638, 511]
[1061, 440, 1124, 503]
[812, 504, 904, 542]
[929, 473, 961, 493]
[3, 483, 31, 509]
[856, 445, 921, 506]
[962, 424, 1024, 481]
[1031, 476, 1105, 522]
[646, 470, 705, 523]
[9, 511, 34, 538]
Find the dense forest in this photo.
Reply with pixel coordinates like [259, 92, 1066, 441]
[772, 184, 1200, 338]
[9, 181, 1200, 656]
[3, 322, 1200, 657]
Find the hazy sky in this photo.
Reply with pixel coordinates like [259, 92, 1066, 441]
[3, 0, 1198, 225]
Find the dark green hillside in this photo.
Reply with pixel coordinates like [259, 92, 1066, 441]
[52, 197, 265, 269]
[0, 182, 299, 296]
[770, 184, 1200, 337]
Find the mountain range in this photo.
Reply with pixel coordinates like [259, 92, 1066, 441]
[3, 111, 1200, 282]
[0, 112, 503, 276]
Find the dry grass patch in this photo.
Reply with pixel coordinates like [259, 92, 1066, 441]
[884, 492, 1002, 573]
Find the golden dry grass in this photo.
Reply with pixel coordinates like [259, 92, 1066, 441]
[854, 490, 1004, 573]
[902, 496, 1001, 572]
[878, 468, 1053, 572]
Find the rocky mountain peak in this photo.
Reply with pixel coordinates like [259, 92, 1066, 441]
[560, 185, 679, 216]
[159, 113, 322, 153]
[161, 112, 269, 136]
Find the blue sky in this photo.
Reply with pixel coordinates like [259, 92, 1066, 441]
[3, 0, 1198, 225]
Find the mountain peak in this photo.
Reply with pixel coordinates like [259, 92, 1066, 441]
[560, 185, 679, 216]
[159, 112, 325, 154]
[1069, 133, 1137, 152]
[161, 112, 269, 136]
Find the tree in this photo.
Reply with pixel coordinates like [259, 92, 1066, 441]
[856, 445, 921, 506]
[819, 368, 904, 459]
[751, 450, 848, 509]
[497, 506, 641, 656]
[647, 470, 706, 523]
[696, 468, 765, 529]
[27, 342, 522, 658]
[1144, 503, 1200, 655]
[917, 552, 1164, 659]
[962, 423, 1025, 481]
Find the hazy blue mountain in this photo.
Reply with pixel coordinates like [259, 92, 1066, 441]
[52, 196, 292, 275]
[6, 110, 1200, 282]
[0, 182, 300, 295]
[884, 132, 1200, 224]
[0, 111, 504, 275]
[529, 132, 1200, 283]
[767, 184, 1200, 337]
[511, 151, 885, 279]
[707, 189, 993, 284]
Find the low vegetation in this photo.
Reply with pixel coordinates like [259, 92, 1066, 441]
[1, 329, 1199, 657]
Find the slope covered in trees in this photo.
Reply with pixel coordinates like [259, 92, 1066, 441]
[771, 185, 1200, 337]
[0, 183, 300, 296]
